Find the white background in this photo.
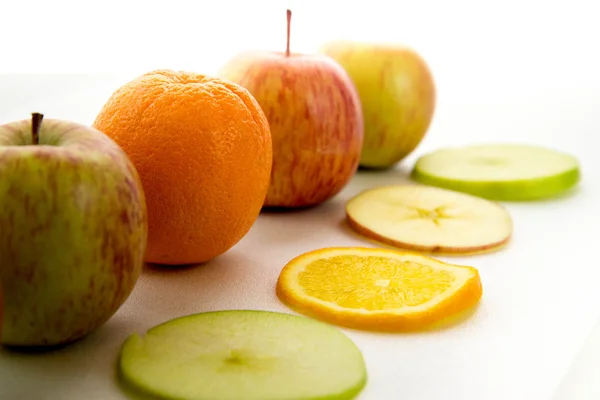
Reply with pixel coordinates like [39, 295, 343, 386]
[1, 1, 600, 399]
[1, 0, 599, 154]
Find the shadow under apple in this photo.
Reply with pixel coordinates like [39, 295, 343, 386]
[349, 164, 414, 190]
[0, 313, 142, 399]
[260, 201, 326, 215]
[143, 260, 210, 273]
[2, 341, 75, 355]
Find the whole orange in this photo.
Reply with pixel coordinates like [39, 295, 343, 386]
[93, 70, 272, 265]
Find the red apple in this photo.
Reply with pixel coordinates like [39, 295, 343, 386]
[217, 10, 363, 208]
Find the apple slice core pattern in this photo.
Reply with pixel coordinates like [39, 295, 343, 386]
[410, 144, 580, 200]
[345, 185, 513, 254]
[118, 310, 367, 400]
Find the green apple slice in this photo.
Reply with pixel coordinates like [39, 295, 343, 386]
[346, 184, 513, 254]
[410, 144, 580, 201]
[118, 310, 367, 400]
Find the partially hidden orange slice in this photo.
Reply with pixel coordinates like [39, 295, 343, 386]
[276, 247, 483, 332]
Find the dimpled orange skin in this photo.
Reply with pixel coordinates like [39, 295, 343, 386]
[218, 52, 364, 208]
[93, 70, 272, 265]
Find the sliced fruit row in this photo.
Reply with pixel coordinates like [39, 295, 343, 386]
[275, 143, 581, 341]
[115, 143, 581, 400]
[341, 143, 581, 256]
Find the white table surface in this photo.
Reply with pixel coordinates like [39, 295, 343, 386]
[554, 314, 600, 400]
[0, 73, 598, 400]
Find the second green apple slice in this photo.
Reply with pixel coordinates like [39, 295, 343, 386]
[118, 310, 367, 400]
[411, 144, 580, 201]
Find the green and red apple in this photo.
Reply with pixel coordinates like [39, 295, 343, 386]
[318, 40, 436, 169]
[217, 10, 364, 208]
[0, 113, 148, 348]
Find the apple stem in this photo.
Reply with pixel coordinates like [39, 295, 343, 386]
[31, 112, 44, 145]
[286, 9, 291, 57]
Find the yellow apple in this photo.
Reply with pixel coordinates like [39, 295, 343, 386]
[319, 41, 436, 169]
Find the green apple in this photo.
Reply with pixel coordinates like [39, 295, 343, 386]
[411, 144, 581, 201]
[118, 310, 367, 400]
[217, 10, 364, 208]
[318, 41, 436, 169]
[0, 113, 148, 348]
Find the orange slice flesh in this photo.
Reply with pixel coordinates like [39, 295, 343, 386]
[276, 247, 483, 332]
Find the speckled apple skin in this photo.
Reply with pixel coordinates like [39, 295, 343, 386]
[218, 52, 364, 208]
[0, 118, 148, 347]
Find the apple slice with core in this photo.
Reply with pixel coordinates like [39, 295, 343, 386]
[410, 144, 581, 201]
[346, 185, 513, 254]
[118, 310, 367, 400]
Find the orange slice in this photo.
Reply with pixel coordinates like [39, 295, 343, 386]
[276, 247, 483, 332]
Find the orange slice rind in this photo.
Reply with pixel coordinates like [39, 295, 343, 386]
[276, 247, 483, 332]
